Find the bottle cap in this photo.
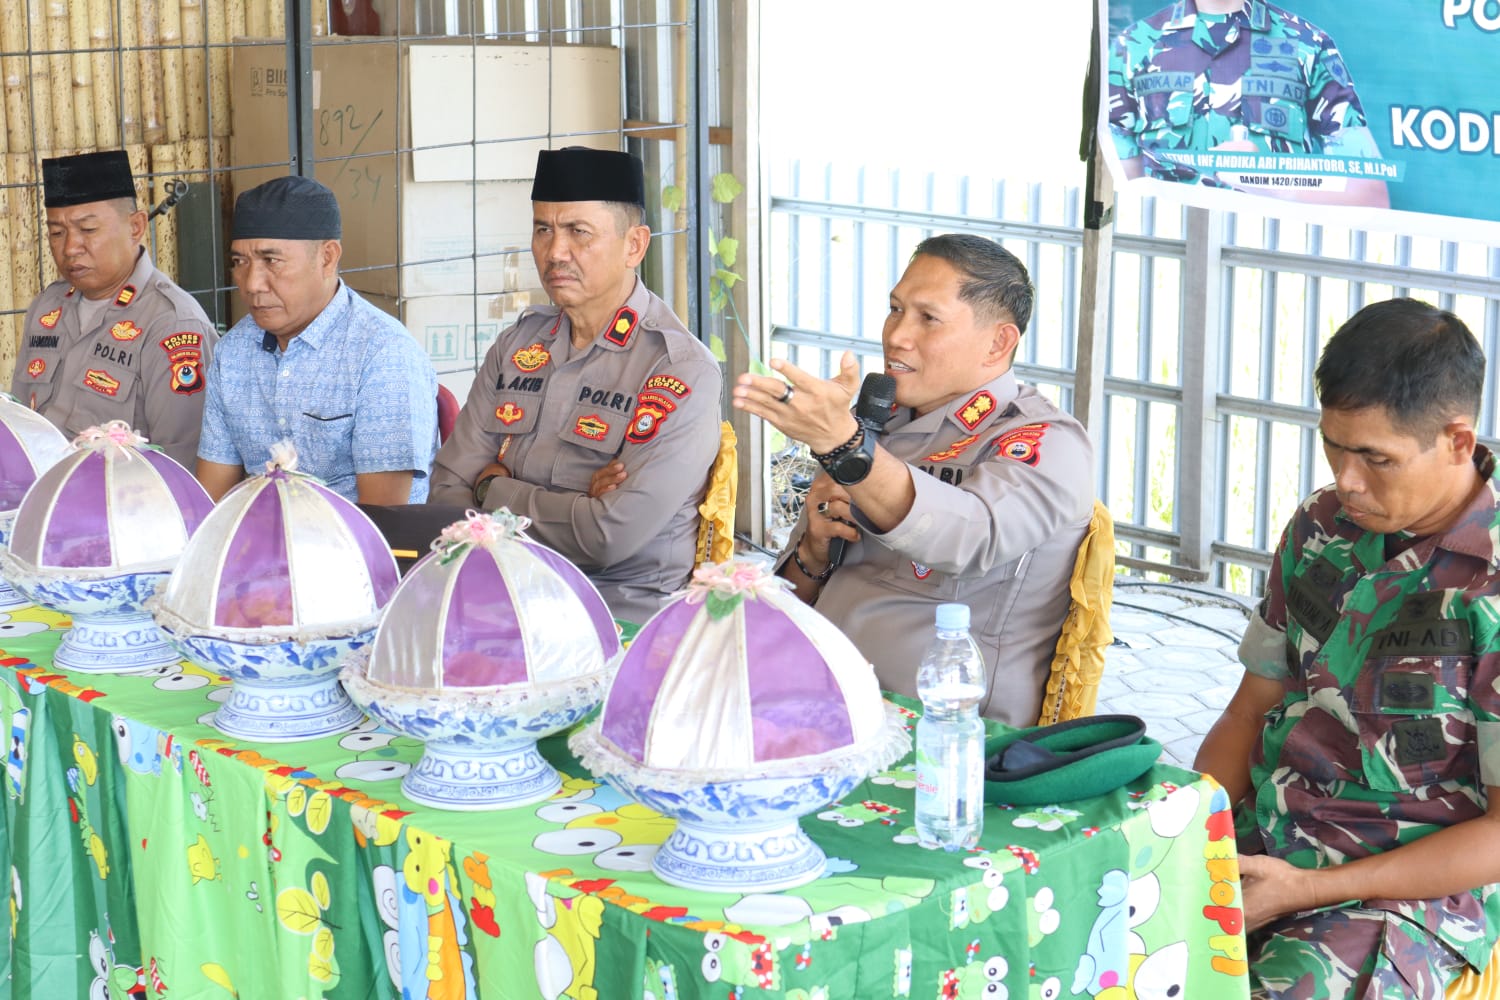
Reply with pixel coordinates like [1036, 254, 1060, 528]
[935, 603, 969, 631]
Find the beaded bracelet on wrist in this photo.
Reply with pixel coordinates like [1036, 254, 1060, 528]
[791, 536, 835, 582]
[811, 425, 864, 464]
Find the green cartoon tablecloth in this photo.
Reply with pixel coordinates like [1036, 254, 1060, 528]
[0, 610, 1249, 1000]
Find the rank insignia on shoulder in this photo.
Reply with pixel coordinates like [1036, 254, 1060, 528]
[26, 358, 44, 378]
[604, 307, 638, 347]
[495, 402, 525, 425]
[83, 369, 121, 397]
[110, 320, 143, 342]
[575, 414, 610, 440]
[115, 285, 136, 307]
[39, 308, 60, 329]
[956, 390, 997, 430]
[642, 373, 690, 398]
[511, 342, 551, 372]
[989, 422, 1050, 466]
[924, 434, 978, 463]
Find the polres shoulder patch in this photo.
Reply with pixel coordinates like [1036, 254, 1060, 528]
[989, 422, 1050, 466]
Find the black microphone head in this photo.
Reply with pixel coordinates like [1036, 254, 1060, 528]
[856, 372, 898, 426]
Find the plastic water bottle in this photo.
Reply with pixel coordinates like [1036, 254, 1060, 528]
[914, 603, 987, 851]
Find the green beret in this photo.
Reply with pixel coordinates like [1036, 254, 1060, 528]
[982, 715, 1162, 806]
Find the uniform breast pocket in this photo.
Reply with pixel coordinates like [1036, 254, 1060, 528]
[1142, 90, 1193, 142]
[553, 402, 627, 490]
[72, 364, 138, 425]
[1348, 655, 1476, 792]
[1243, 94, 1310, 146]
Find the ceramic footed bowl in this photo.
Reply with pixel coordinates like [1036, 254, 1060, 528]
[570, 714, 900, 893]
[342, 647, 609, 811]
[0, 510, 28, 611]
[156, 622, 375, 742]
[0, 560, 174, 673]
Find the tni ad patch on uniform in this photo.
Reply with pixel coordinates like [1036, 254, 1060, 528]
[1379, 671, 1435, 712]
[1392, 717, 1446, 766]
[83, 369, 120, 397]
[1369, 618, 1470, 657]
[510, 342, 551, 372]
[574, 414, 609, 440]
[956, 390, 996, 430]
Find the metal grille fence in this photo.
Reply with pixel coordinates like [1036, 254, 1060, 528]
[765, 158, 1500, 595]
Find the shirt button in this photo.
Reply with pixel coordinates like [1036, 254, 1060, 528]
[278, 418, 287, 426]
[281, 370, 290, 378]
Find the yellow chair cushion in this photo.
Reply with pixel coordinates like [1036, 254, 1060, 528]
[1036, 500, 1115, 726]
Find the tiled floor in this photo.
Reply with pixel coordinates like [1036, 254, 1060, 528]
[1097, 579, 1256, 767]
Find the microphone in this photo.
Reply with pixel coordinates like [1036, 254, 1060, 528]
[826, 373, 898, 568]
[855, 372, 897, 431]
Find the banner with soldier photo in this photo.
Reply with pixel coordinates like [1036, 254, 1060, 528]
[1099, 0, 1500, 233]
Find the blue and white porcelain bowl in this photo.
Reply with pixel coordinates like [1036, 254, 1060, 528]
[341, 511, 616, 810]
[150, 457, 397, 743]
[570, 561, 908, 892]
[0, 424, 212, 673]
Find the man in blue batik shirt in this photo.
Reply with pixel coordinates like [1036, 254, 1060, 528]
[196, 176, 437, 504]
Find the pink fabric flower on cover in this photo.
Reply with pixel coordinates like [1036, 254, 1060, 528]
[71, 420, 147, 455]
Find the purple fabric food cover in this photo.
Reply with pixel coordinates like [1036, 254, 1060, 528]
[8, 423, 211, 570]
[155, 464, 399, 632]
[366, 511, 608, 691]
[0, 395, 69, 511]
[597, 561, 887, 771]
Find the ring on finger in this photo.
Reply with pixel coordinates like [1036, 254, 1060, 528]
[816, 501, 830, 516]
[779, 383, 795, 404]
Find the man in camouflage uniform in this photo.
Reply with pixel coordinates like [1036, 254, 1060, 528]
[428, 148, 721, 624]
[1107, 0, 1389, 207]
[1195, 299, 1500, 998]
[733, 235, 1095, 727]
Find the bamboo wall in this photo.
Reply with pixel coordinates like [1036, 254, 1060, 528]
[0, 0, 327, 385]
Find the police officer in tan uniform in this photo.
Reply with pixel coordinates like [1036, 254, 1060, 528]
[734, 234, 1095, 726]
[429, 148, 722, 623]
[11, 150, 216, 469]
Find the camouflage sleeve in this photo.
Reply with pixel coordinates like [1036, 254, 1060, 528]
[1106, 25, 1143, 161]
[1306, 32, 1379, 156]
[1240, 520, 1296, 680]
[1468, 596, 1500, 786]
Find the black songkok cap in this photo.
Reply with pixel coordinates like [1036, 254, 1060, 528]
[531, 147, 645, 209]
[231, 175, 342, 241]
[43, 151, 136, 209]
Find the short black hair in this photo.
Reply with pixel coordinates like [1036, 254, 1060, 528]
[911, 233, 1033, 331]
[1315, 297, 1484, 442]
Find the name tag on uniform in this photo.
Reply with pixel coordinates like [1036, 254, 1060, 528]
[1379, 671, 1434, 712]
[1391, 717, 1446, 766]
[1286, 557, 1341, 644]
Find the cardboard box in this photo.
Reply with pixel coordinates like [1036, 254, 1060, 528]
[230, 37, 620, 298]
[366, 290, 541, 378]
